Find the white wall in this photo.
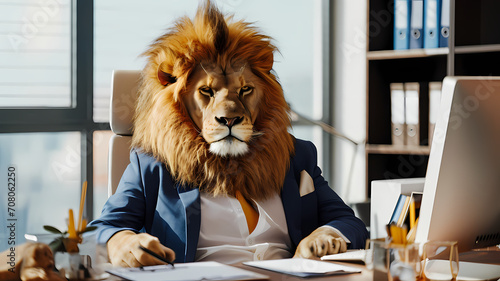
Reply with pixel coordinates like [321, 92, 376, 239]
[330, 0, 368, 204]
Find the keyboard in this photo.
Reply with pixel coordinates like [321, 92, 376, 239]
[320, 250, 368, 264]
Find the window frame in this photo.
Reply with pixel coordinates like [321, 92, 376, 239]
[291, 0, 332, 182]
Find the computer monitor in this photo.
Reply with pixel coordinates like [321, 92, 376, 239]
[415, 76, 500, 252]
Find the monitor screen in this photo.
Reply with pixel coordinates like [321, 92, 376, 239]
[415, 76, 500, 252]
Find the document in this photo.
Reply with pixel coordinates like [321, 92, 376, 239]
[107, 261, 269, 281]
[243, 258, 361, 278]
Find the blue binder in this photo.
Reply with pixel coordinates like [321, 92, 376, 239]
[439, 0, 450, 47]
[423, 0, 441, 48]
[394, 0, 411, 50]
[410, 0, 424, 49]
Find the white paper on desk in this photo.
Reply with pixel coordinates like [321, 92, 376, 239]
[243, 258, 361, 278]
[107, 261, 269, 281]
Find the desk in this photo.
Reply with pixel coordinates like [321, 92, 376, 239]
[104, 261, 370, 281]
[459, 247, 500, 265]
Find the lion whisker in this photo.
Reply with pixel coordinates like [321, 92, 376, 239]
[251, 130, 264, 138]
[238, 63, 247, 75]
[200, 63, 211, 77]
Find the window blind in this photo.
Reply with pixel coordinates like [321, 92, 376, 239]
[0, 0, 71, 108]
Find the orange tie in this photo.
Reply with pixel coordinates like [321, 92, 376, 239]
[235, 190, 259, 234]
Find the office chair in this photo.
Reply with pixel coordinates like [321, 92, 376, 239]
[108, 70, 141, 196]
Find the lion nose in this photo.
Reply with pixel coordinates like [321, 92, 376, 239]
[215, 116, 243, 128]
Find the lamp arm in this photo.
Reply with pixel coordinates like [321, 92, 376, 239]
[290, 110, 361, 146]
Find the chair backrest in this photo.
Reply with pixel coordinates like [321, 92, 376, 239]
[108, 70, 141, 196]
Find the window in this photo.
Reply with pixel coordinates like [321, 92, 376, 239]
[0, 0, 331, 251]
[0, 132, 81, 243]
[0, 0, 98, 252]
[0, 0, 72, 107]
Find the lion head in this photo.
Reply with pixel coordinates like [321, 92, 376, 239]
[132, 0, 295, 200]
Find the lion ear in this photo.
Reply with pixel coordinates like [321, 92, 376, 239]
[157, 67, 177, 86]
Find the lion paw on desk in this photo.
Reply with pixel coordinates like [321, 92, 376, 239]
[0, 243, 65, 281]
[293, 226, 348, 259]
[20, 243, 65, 281]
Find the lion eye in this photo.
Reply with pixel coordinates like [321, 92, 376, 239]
[199, 86, 214, 97]
[239, 86, 253, 96]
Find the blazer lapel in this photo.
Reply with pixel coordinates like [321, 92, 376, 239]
[281, 169, 302, 248]
[177, 185, 201, 262]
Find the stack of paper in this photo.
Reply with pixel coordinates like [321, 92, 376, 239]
[243, 258, 361, 278]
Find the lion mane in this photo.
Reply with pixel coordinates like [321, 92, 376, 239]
[132, 0, 295, 200]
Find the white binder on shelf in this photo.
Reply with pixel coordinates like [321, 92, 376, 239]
[423, 0, 441, 48]
[439, 0, 450, 47]
[394, 0, 411, 50]
[428, 81, 442, 146]
[390, 83, 406, 146]
[410, 0, 424, 49]
[404, 82, 420, 147]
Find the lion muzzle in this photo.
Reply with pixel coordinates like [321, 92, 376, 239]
[208, 115, 251, 157]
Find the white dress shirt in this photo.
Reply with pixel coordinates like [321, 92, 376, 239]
[195, 192, 293, 264]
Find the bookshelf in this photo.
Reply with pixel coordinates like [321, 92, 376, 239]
[365, 0, 500, 196]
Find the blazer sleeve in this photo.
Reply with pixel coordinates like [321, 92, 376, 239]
[90, 150, 148, 244]
[299, 140, 369, 249]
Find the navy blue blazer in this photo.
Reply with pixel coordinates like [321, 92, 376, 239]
[91, 139, 368, 263]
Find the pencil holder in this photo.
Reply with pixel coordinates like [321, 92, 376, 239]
[54, 233, 111, 280]
[54, 251, 89, 280]
[371, 240, 421, 281]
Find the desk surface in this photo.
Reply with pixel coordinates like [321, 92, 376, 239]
[105, 261, 370, 281]
[459, 248, 500, 265]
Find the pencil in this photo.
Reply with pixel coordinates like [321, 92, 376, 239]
[139, 246, 174, 267]
[68, 209, 77, 239]
[77, 181, 87, 232]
